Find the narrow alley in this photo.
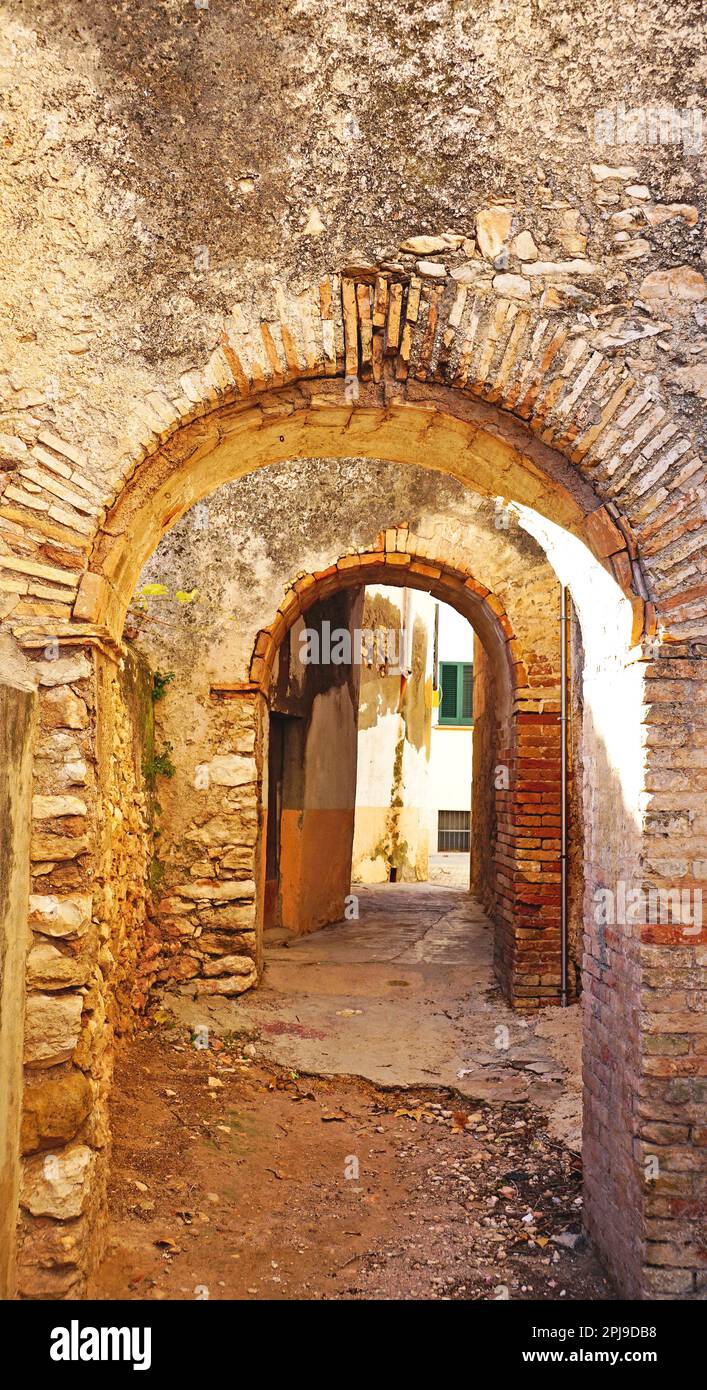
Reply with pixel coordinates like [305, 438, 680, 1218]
[175, 885, 582, 1124]
[92, 887, 613, 1302]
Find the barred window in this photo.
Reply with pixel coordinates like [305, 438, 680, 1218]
[437, 809, 470, 852]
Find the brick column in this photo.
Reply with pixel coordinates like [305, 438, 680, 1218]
[493, 662, 563, 1007]
[583, 890, 645, 1295]
[584, 651, 707, 1299]
[510, 710, 563, 1004]
[638, 653, 707, 1298]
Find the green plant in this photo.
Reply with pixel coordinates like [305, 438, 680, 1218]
[143, 742, 176, 782]
[152, 670, 175, 702]
[148, 856, 165, 890]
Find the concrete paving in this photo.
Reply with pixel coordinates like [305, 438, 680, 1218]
[167, 884, 582, 1149]
[427, 851, 471, 887]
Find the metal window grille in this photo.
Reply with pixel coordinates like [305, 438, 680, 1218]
[437, 809, 470, 852]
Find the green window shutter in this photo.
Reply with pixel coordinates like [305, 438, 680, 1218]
[439, 662, 473, 726]
[439, 663, 458, 720]
[461, 663, 473, 721]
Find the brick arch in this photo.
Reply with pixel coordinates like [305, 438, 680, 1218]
[78, 378, 616, 636]
[247, 533, 524, 694]
[5, 257, 703, 653]
[70, 372, 650, 646]
[105, 262, 703, 635]
[246, 529, 562, 1010]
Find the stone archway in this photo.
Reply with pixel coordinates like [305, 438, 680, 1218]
[9, 248, 700, 647]
[247, 535, 557, 1006]
[133, 527, 554, 1006]
[73, 371, 651, 642]
[6, 250, 695, 650]
[1, 253, 705, 1301]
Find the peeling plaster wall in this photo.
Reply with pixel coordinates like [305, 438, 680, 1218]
[269, 589, 364, 935]
[352, 586, 434, 884]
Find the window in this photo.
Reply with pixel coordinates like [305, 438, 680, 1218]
[438, 661, 473, 725]
[438, 810, 470, 852]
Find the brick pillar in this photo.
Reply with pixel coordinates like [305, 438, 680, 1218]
[583, 651, 707, 1299]
[493, 677, 564, 1007]
[583, 891, 645, 1295]
[637, 653, 707, 1298]
[511, 711, 563, 1004]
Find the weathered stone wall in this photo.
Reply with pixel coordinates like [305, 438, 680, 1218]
[0, 648, 37, 1299]
[1, 0, 704, 542]
[128, 458, 556, 689]
[16, 644, 153, 1298]
[150, 689, 265, 997]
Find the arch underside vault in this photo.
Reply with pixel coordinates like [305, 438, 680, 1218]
[3, 256, 703, 653]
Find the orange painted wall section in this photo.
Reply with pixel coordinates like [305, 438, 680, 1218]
[279, 808, 355, 935]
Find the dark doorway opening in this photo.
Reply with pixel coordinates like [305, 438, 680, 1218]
[264, 712, 304, 930]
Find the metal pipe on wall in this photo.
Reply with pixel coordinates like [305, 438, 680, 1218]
[560, 585, 569, 1007]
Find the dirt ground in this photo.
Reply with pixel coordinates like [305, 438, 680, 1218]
[166, 885, 585, 1150]
[92, 1016, 614, 1302]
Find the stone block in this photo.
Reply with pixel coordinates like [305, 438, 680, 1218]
[194, 968, 257, 996]
[20, 1143, 96, 1219]
[29, 893, 92, 939]
[36, 654, 91, 688]
[202, 953, 256, 977]
[32, 794, 87, 819]
[24, 992, 83, 1067]
[21, 1071, 93, 1153]
[27, 941, 92, 991]
[40, 686, 88, 729]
